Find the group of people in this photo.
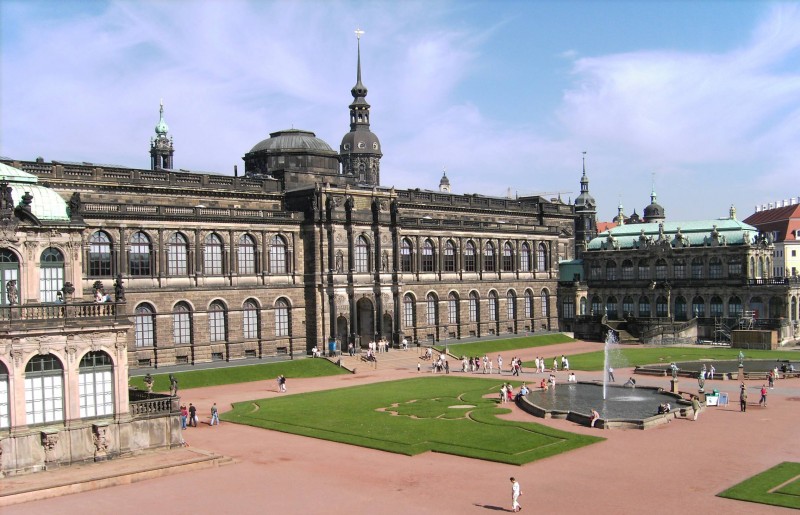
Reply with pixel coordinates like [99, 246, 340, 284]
[461, 355, 490, 373]
[179, 402, 218, 431]
[656, 402, 672, 414]
[500, 382, 528, 403]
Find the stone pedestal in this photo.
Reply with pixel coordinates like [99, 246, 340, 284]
[670, 379, 679, 393]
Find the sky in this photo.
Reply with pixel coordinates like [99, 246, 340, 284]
[1, 0, 798, 222]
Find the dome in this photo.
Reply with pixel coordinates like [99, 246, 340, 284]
[249, 129, 334, 154]
[0, 163, 70, 221]
[340, 130, 381, 153]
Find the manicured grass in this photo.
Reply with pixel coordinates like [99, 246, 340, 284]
[434, 333, 575, 357]
[718, 462, 800, 510]
[129, 358, 349, 392]
[224, 376, 602, 465]
[532, 347, 794, 372]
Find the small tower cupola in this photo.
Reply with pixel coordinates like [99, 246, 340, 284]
[439, 169, 451, 193]
[340, 29, 382, 186]
[642, 176, 665, 223]
[573, 152, 597, 258]
[150, 99, 174, 170]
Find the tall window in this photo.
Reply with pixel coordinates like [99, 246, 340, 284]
[524, 290, 533, 318]
[269, 235, 288, 274]
[638, 296, 651, 317]
[25, 354, 64, 425]
[673, 260, 686, 279]
[426, 294, 437, 325]
[172, 302, 192, 345]
[238, 234, 257, 274]
[167, 233, 188, 276]
[421, 240, 435, 272]
[88, 231, 113, 277]
[502, 243, 514, 272]
[692, 296, 705, 317]
[590, 262, 602, 280]
[728, 259, 742, 277]
[605, 260, 617, 280]
[469, 292, 478, 322]
[134, 303, 156, 347]
[623, 296, 634, 316]
[591, 296, 602, 315]
[275, 298, 289, 337]
[656, 296, 668, 317]
[691, 258, 704, 279]
[637, 260, 650, 280]
[78, 352, 113, 418]
[0, 361, 8, 428]
[488, 291, 498, 321]
[443, 241, 455, 272]
[354, 236, 369, 273]
[506, 291, 516, 320]
[563, 298, 575, 319]
[655, 259, 667, 280]
[464, 242, 476, 272]
[728, 296, 743, 317]
[621, 260, 634, 280]
[484, 242, 496, 272]
[709, 258, 722, 279]
[537, 243, 547, 271]
[208, 301, 227, 342]
[204, 233, 223, 275]
[710, 296, 723, 317]
[403, 294, 415, 328]
[129, 231, 152, 276]
[448, 293, 458, 324]
[606, 296, 618, 318]
[675, 296, 688, 320]
[0, 249, 20, 305]
[520, 243, 530, 272]
[541, 289, 549, 318]
[40, 248, 64, 302]
[243, 300, 259, 339]
[400, 239, 413, 272]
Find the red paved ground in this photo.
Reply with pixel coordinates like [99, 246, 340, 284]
[6, 340, 799, 514]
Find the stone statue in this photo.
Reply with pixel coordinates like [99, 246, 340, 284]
[738, 351, 745, 367]
[3, 184, 13, 210]
[335, 252, 344, 273]
[670, 362, 679, 379]
[144, 373, 154, 393]
[68, 192, 82, 214]
[169, 374, 179, 397]
[114, 274, 126, 301]
[698, 372, 705, 391]
[381, 251, 389, 271]
[5, 279, 17, 305]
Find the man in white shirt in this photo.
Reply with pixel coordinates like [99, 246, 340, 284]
[510, 477, 522, 512]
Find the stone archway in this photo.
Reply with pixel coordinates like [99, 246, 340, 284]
[336, 316, 348, 346]
[382, 313, 393, 342]
[357, 298, 375, 346]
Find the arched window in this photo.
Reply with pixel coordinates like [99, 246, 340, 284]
[692, 258, 704, 279]
[656, 296, 668, 317]
[400, 239, 413, 272]
[606, 296, 618, 318]
[637, 259, 650, 280]
[421, 240, 435, 272]
[426, 293, 437, 325]
[270, 235, 288, 274]
[621, 260, 634, 280]
[606, 260, 617, 281]
[638, 296, 651, 317]
[709, 296, 723, 317]
[524, 290, 534, 318]
[0, 361, 8, 428]
[167, 233, 189, 276]
[484, 242, 496, 272]
[25, 354, 64, 424]
[448, 292, 459, 324]
[443, 240, 456, 272]
[537, 243, 547, 271]
[520, 243, 531, 272]
[655, 259, 667, 280]
[238, 234, 257, 274]
[208, 301, 227, 342]
[502, 243, 514, 272]
[464, 241, 476, 272]
[204, 233, 223, 275]
[488, 291, 498, 321]
[0, 249, 20, 305]
[88, 231, 113, 277]
[622, 296, 634, 316]
[172, 302, 192, 345]
[579, 297, 587, 316]
[590, 261, 602, 280]
[275, 298, 289, 337]
[243, 299, 260, 339]
[469, 292, 479, 322]
[675, 296, 688, 320]
[750, 256, 756, 278]
[709, 258, 722, 279]
[563, 297, 575, 319]
[129, 231, 152, 276]
[40, 248, 64, 302]
[354, 236, 369, 273]
[506, 291, 516, 320]
[540, 289, 550, 318]
[673, 260, 686, 279]
[728, 258, 742, 277]
[692, 296, 705, 317]
[79, 351, 114, 418]
[134, 303, 156, 347]
[728, 296, 743, 317]
[591, 295, 602, 315]
[403, 294, 415, 328]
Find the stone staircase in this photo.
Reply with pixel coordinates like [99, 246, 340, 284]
[327, 347, 441, 373]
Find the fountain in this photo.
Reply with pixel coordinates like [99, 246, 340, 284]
[602, 329, 617, 400]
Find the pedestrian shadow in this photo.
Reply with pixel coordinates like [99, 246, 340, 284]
[473, 503, 508, 511]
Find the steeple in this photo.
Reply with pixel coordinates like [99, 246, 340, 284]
[643, 174, 665, 223]
[439, 168, 451, 192]
[340, 29, 382, 186]
[573, 152, 597, 258]
[150, 99, 174, 170]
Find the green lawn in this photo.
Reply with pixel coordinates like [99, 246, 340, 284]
[718, 462, 800, 510]
[223, 376, 602, 465]
[434, 333, 575, 357]
[533, 347, 794, 372]
[129, 358, 349, 392]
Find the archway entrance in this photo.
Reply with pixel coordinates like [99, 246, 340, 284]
[382, 313, 393, 342]
[357, 298, 375, 346]
[336, 316, 348, 347]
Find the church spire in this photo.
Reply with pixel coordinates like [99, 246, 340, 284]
[150, 99, 174, 170]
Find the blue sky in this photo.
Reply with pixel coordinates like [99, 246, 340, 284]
[1, 1, 797, 222]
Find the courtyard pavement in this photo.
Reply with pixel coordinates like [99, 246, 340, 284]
[3, 340, 799, 514]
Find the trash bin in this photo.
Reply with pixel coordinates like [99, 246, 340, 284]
[328, 340, 337, 357]
[713, 389, 719, 396]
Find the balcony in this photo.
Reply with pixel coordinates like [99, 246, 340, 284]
[0, 301, 129, 329]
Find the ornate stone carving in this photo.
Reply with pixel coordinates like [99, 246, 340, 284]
[93, 425, 110, 457]
[0, 217, 19, 245]
[24, 240, 38, 261]
[335, 294, 349, 313]
[10, 348, 23, 367]
[41, 432, 59, 461]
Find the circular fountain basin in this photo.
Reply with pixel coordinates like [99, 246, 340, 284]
[518, 382, 687, 429]
[635, 359, 800, 379]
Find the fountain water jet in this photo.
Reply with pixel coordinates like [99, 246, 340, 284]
[603, 329, 618, 400]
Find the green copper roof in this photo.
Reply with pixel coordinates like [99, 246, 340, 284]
[559, 259, 584, 281]
[0, 163, 70, 221]
[587, 219, 758, 251]
[155, 101, 169, 135]
[0, 162, 38, 183]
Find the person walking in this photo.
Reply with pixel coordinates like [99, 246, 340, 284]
[278, 375, 287, 393]
[759, 384, 768, 407]
[210, 403, 220, 426]
[608, 367, 615, 382]
[180, 405, 188, 429]
[188, 403, 197, 427]
[739, 383, 747, 412]
[510, 477, 522, 512]
[692, 396, 701, 420]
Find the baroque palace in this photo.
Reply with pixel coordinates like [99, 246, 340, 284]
[0, 37, 574, 474]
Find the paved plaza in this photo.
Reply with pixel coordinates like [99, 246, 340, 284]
[3, 340, 800, 514]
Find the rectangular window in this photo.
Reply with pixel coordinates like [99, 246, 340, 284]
[401, 247, 413, 272]
[40, 267, 63, 303]
[655, 263, 667, 279]
[168, 245, 187, 275]
[426, 301, 436, 325]
[244, 309, 258, 339]
[275, 307, 289, 337]
[89, 247, 112, 277]
[621, 265, 634, 280]
[638, 263, 650, 280]
[563, 300, 575, 319]
[238, 246, 255, 274]
[673, 263, 685, 279]
[525, 296, 532, 318]
[209, 311, 226, 342]
[205, 245, 223, 275]
[709, 262, 722, 279]
[404, 302, 415, 328]
[691, 262, 703, 279]
[25, 375, 63, 425]
[506, 298, 515, 320]
[443, 247, 455, 272]
[173, 312, 191, 345]
[448, 298, 457, 324]
[0, 378, 8, 428]
[129, 249, 151, 276]
[488, 299, 497, 321]
[79, 370, 113, 418]
[469, 297, 477, 322]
